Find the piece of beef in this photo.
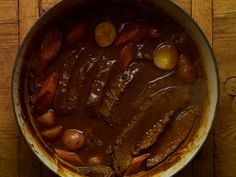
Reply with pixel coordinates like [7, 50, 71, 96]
[113, 86, 190, 175]
[54, 48, 100, 114]
[107, 70, 175, 128]
[146, 106, 199, 168]
[86, 58, 116, 110]
[130, 71, 176, 111]
[99, 62, 142, 122]
[65, 54, 101, 113]
[116, 86, 190, 145]
[78, 165, 115, 177]
[113, 143, 133, 176]
[54, 54, 78, 112]
[54, 48, 85, 113]
[132, 111, 174, 155]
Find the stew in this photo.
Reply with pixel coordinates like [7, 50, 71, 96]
[26, 3, 207, 177]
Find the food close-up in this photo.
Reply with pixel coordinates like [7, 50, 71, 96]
[23, 3, 208, 176]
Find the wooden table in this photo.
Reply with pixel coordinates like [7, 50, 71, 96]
[0, 0, 236, 176]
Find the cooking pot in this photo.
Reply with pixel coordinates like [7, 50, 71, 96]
[12, 0, 219, 176]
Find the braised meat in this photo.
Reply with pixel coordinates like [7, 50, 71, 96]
[146, 106, 199, 168]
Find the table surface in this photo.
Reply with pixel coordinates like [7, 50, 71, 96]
[0, 0, 236, 177]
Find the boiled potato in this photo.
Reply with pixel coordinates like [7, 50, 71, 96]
[37, 110, 55, 128]
[95, 22, 116, 47]
[62, 129, 86, 150]
[41, 126, 63, 141]
[153, 43, 178, 70]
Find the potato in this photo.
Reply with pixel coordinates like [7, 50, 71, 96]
[62, 129, 86, 150]
[37, 110, 55, 128]
[41, 126, 63, 141]
[95, 22, 116, 47]
[153, 43, 178, 70]
[54, 148, 82, 165]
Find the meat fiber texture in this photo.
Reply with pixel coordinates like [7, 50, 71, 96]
[113, 86, 190, 176]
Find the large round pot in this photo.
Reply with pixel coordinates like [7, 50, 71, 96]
[12, 0, 219, 176]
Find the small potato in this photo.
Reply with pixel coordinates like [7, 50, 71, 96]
[177, 55, 196, 82]
[37, 110, 56, 128]
[41, 126, 63, 141]
[55, 148, 83, 165]
[62, 129, 86, 150]
[153, 43, 178, 70]
[95, 22, 116, 47]
[88, 156, 103, 166]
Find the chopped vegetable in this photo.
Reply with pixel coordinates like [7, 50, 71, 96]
[118, 42, 137, 70]
[34, 72, 59, 114]
[177, 55, 196, 82]
[115, 22, 162, 46]
[55, 148, 83, 165]
[41, 126, 63, 141]
[153, 43, 178, 70]
[67, 17, 89, 44]
[40, 29, 62, 60]
[95, 21, 116, 47]
[33, 29, 62, 75]
[36, 110, 55, 128]
[124, 153, 150, 176]
[115, 22, 149, 46]
[62, 129, 86, 150]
